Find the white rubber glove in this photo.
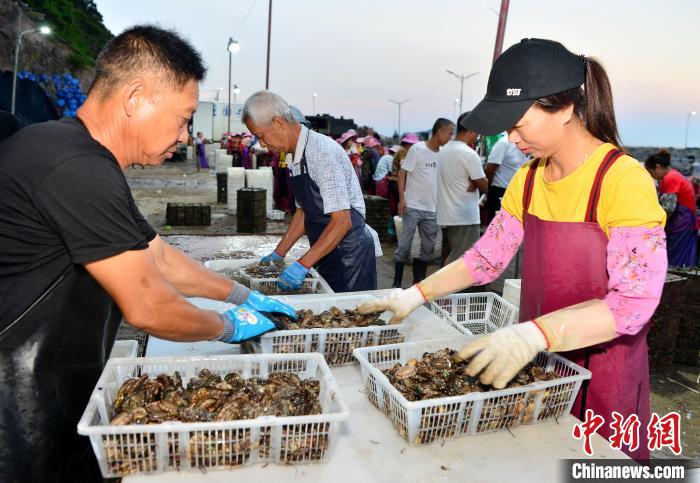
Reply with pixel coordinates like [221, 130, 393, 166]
[356, 285, 426, 324]
[534, 299, 617, 352]
[457, 322, 547, 389]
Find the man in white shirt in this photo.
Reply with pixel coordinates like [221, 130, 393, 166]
[393, 118, 454, 287]
[483, 134, 528, 222]
[437, 112, 488, 264]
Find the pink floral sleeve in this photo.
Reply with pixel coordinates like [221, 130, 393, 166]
[604, 225, 667, 336]
[462, 210, 524, 285]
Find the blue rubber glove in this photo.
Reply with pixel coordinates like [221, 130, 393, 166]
[277, 261, 310, 291]
[243, 291, 297, 319]
[260, 250, 284, 265]
[218, 306, 278, 343]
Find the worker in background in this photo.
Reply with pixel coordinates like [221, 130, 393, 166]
[387, 135, 419, 237]
[362, 136, 382, 193]
[194, 131, 209, 171]
[437, 112, 488, 265]
[483, 133, 528, 223]
[645, 149, 698, 266]
[374, 144, 400, 199]
[246, 91, 381, 292]
[392, 120, 454, 287]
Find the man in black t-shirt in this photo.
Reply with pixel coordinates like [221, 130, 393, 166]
[0, 26, 293, 482]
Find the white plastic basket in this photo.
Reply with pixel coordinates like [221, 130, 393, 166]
[109, 340, 139, 359]
[239, 264, 322, 295]
[429, 292, 518, 335]
[204, 259, 334, 295]
[502, 279, 522, 309]
[78, 353, 349, 477]
[353, 337, 590, 445]
[252, 294, 412, 366]
[267, 209, 286, 221]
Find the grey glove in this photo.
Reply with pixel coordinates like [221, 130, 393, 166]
[225, 282, 251, 305]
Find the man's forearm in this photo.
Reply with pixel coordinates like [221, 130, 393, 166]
[398, 169, 407, 203]
[85, 248, 225, 341]
[484, 163, 498, 185]
[475, 177, 489, 194]
[276, 209, 306, 255]
[299, 211, 352, 267]
[150, 237, 233, 300]
[134, 293, 225, 342]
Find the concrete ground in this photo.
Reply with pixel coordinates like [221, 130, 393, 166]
[121, 158, 699, 466]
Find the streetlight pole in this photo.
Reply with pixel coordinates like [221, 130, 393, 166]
[227, 37, 240, 134]
[11, 25, 51, 115]
[312, 93, 317, 116]
[265, 0, 272, 89]
[685, 111, 697, 149]
[388, 99, 409, 138]
[446, 70, 478, 114]
[453, 98, 460, 123]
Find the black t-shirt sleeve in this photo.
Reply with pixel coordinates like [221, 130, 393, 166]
[35, 155, 156, 264]
[130, 196, 158, 243]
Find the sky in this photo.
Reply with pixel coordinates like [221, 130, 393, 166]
[94, 0, 700, 147]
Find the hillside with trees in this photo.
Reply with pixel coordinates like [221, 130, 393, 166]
[24, 0, 113, 69]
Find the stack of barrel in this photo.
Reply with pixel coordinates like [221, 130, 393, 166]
[232, 150, 242, 167]
[245, 168, 274, 213]
[647, 273, 686, 368]
[668, 267, 700, 366]
[237, 188, 267, 233]
[215, 149, 233, 203]
[227, 167, 245, 213]
[363, 195, 391, 242]
[166, 203, 211, 226]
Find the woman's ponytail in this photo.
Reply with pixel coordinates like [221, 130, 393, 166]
[535, 56, 622, 148]
[582, 57, 621, 148]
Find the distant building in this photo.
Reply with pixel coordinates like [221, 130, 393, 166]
[306, 114, 357, 138]
[416, 129, 431, 140]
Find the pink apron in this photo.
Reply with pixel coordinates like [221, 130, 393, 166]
[519, 149, 650, 461]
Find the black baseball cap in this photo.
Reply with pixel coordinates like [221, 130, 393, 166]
[461, 38, 586, 135]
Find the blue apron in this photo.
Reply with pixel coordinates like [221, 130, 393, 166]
[290, 137, 377, 292]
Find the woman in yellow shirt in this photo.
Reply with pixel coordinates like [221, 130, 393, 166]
[361, 39, 666, 461]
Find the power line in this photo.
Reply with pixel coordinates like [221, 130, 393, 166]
[233, 0, 258, 34]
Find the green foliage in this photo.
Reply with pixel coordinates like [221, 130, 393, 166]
[25, 0, 113, 69]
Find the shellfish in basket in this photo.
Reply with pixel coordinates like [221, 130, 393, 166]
[382, 349, 561, 442]
[105, 369, 325, 473]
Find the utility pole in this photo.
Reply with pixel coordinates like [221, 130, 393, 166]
[265, 0, 272, 89]
[492, 0, 510, 64]
[227, 50, 232, 133]
[388, 99, 410, 138]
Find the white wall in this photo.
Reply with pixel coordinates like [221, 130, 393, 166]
[193, 101, 249, 140]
